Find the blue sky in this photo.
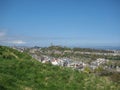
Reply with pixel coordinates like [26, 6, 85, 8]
[0, 0, 120, 47]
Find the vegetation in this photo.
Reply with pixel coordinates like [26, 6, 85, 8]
[39, 46, 120, 61]
[73, 47, 114, 53]
[0, 46, 120, 90]
[44, 46, 114, 53]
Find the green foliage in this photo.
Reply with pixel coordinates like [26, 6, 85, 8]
[110, 72, 120, 84]
[0, 46, 119, 90]
[73, 47, 114, 53]
[84, 66, 92, 73]
[42, 46, 120, 60]
[94, 66, 104, 73]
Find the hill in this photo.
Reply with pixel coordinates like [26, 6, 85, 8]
[0, 46, 119, 90]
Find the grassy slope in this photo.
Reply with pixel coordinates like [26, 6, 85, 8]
[0, 46, 119, 90]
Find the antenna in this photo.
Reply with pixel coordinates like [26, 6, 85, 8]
[51, 43, 53, 46]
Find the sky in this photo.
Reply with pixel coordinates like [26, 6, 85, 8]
[0, 0, 120, 47]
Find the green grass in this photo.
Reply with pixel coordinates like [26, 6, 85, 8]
[0, 46, 119, 90]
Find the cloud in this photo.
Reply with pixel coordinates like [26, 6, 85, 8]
[1, 40, 26, 45]
[0, 32, 6, 37]
[8, 40, 26, 44]
[0, 29, 27, 45]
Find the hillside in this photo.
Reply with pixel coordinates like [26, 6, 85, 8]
[0, 46, 119, 90]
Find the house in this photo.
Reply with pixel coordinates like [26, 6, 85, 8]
[64, 50, 72, 54]
[51, 59, 59, 65]
[68, 61, 84, 70]
[54, 50, 62, 54]
[29, 48, 38, 53]
[116, 66, 120, 72]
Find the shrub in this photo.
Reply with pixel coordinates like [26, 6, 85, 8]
[110, 72, 120, 83]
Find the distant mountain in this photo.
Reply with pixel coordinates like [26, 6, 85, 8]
[70, 46, 120, 50]
[92, 46, 120, 50]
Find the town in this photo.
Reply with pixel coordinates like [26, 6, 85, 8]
[12, 45, 120, 74]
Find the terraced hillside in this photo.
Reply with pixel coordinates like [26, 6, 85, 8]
[0, 46, 119, 90]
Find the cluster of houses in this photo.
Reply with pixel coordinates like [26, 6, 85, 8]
[12, 46, 120, 72]
[90, 58, 109, 70]
[31, 53, 120, 72]
[31, 53, 86, 70]
[12, 46, 25, 52]
[31, 53, 115, 71]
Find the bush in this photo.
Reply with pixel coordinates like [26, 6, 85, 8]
[110, 72, 120, 83]
[0, 84, 6, 90]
